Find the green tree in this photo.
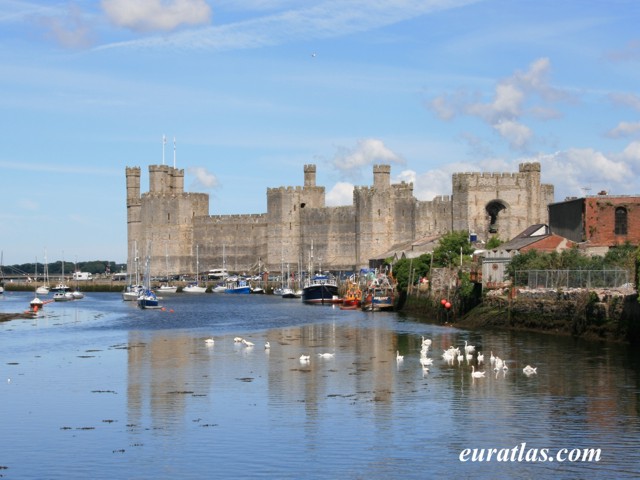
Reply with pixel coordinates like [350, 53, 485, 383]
[392, 254, 432, 293]
[432, 231, 474, 268]
[486, 235, 502, 249]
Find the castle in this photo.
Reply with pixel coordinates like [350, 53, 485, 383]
[126, 162, 554, 277]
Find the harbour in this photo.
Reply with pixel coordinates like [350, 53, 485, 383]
[1, 292, 639, 479]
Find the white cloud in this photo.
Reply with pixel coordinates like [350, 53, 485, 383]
[618, 141, 640, 164]
[535, 148, 636, 199]
[493, 120, 533, 150]
[606, 121, 640, 138]
[608, 92, 640, 112]
[429, 57, 570, 151]
[331, 138, 405, 175]
[39, 3, 94, 48]
[101, 0, 212, 32]
[187, 166, 219, 190]
[97, 0, 483, 50]
[326, 182, 354, 206]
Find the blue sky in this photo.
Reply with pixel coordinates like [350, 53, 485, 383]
[1, 0, 639, 265]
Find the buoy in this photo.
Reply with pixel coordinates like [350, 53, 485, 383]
[169, 309, 174, 313]
[445, 302, 451, 309]
[441, 299, 447, 306]
[161, 307, 166, 311]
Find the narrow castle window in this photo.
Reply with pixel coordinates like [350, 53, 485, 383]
[615, 207, 628, 235]
[167, 213, 170, 222]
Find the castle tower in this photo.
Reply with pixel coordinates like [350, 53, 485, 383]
[373, 165, 391, 190]
[304, 164, 316, 187]
[125, 167, 142, 275]
[451, 162, 552, 243]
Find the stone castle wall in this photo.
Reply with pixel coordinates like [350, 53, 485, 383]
[126, 162, 553, 277]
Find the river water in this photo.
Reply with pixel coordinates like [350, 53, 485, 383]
[1, 292, 638, 479]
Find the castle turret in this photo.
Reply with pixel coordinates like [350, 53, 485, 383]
[304, 164, 316, 187]
[373, 164, 391, 190]
[125, 167, 142, 275]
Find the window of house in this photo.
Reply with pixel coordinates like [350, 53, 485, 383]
[615, 207, 628, 235]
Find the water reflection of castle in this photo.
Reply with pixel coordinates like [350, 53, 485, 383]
[126, 162, 552, 276]
[124, 325, 404, 428]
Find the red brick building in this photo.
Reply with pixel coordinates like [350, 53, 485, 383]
[549, 195, 640, 253]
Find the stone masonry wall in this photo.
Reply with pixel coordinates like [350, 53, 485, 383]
[127, 162, 554, 277]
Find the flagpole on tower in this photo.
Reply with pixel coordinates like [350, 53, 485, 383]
[162, 134, 166, 165]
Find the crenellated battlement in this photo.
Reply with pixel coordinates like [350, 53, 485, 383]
[126, 161, 553, 275]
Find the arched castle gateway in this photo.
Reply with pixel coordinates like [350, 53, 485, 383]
[126, 162, 553, 277]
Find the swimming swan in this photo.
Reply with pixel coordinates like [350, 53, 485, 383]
[523, 365, 537, 375]
[471, 366, 485, 378]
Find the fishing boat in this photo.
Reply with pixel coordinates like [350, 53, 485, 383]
[361, 272, 396, 312]
[225, 279, 251, 294]
[301, 242, 340, 304]
[341, 279, 362, 308]
[183, 244, 207, 293]
[301, 273, 340, 304]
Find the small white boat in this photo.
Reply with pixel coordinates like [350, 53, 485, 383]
[157, 284, 178, 294]
[123, 284, 143, 301]
[36, 285, 50, 295]
[71, 290, 84, 299]
[184, 244, 207, 293]
[183, 283, 207, 293]
[281, 287, 297, 298]
[53, 291, 74, 302]
[29, 296, 45, 311]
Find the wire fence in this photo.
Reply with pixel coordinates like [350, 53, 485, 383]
[513, 269, 629, 289]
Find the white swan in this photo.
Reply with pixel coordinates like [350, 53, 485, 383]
[420, 356, 433, 367]
[471, 365, 485, 378]
[490, 351, 495, 364]
[264, 341, 270, 349]
[318, 353, 334, 358]
[204, 338, 215, 345]
[464, 340, 475, 354]
[396, 351, 404, 362]
[241, 339, 254, 347]
[234, 337, 243, 343]
[523, 365, 537, 375]
[299, 354, 311, 362]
